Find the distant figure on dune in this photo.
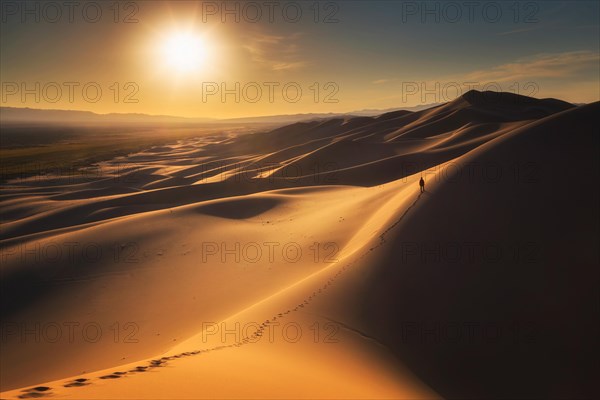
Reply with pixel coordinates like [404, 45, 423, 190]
[419, 177, 425, 193]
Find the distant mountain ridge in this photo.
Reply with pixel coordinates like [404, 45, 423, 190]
[0, 103, 440, 126]
[0, 107, 214, 125]
[5, 91, 573, 126]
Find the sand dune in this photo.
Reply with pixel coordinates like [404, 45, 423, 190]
[1, 91, 598, 399]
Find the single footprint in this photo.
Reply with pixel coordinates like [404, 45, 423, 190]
[64, 378, 89, 387]
[100, 374, 122, 379]
[19, 387, 51, 399]
[149, 361, 165, 368]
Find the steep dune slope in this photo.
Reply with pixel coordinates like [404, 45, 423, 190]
[327, 102, 599, 398]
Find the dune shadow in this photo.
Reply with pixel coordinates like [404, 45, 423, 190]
[191, 196, 282, 219]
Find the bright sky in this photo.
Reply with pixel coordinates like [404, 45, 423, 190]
[1, 0, 598, 118]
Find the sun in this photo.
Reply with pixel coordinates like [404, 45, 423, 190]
[160, 32, 208, 73]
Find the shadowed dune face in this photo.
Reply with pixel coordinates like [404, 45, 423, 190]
[334, 101, 600, 398]
[0, 92, 598, 398]
[191, 196, 283, 219]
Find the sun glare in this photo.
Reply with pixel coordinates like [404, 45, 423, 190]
[161, 32, 208, 73]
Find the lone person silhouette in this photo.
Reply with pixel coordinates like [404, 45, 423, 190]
[419, 177, 425, 193]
